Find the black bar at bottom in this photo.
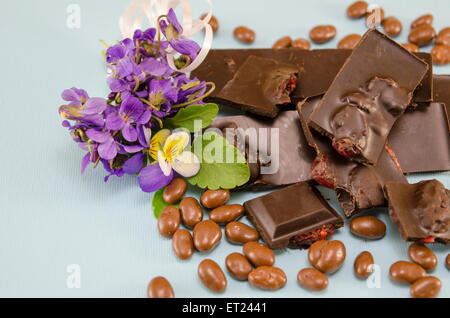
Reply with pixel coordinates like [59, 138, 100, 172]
[0, 297, 446, 315]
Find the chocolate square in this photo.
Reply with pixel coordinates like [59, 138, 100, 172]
[214, 55, 299, 118]
[385, 180, 450, 244]
[244, 182, 344, 249]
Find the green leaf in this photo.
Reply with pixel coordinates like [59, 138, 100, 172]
[163, 103, 219, 132]
[152, 188, 175, 219]
[188, 131, 250, 190]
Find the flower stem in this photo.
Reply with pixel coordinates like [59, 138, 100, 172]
[171, 82, 216, 109]
[152, 116, 163, 128]
[99, 40, 109, 48]
[93, 156, 101, 168]
[132, 75, 140, 93]
[139, 97, 160, 110]
[156, 14, 167, 58]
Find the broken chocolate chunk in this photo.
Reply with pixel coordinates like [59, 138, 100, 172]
[210, 111, 315, 190]
[432, 75, 450, 131]
[214, 55, 299, 118]
[244, 182, 344, 249]
[297, 95, 407, 218]
[385, 179, 450, 244]
[389, 103, 450, 174]
[309, 29, 428, 165]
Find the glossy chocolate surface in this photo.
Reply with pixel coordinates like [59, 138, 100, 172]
[244, 182, 343, 249]
[214, 55, 298, 117]
[297, 96, 407, 217]
[432, 75, 450, 130]
[389, 103, 450, 173]
[385, 179, 450, 244]
[309, 29, 428, 165]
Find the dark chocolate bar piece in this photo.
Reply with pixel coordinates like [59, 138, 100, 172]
[210, 111, 315, 190]
[298, 96, 407, 218]
[214, 56, 299, 118]
[385, 180, 450, 245]
[389, 103, 450, 174]
[432, 75, 450, 131]
[297, 50, 432, 103]
[299, 95, 450, 176]
[191, 48, 432, 103]
[411, 52, 433, 103]
[309, 29, 428, 165]
[244, 182, 344, 249]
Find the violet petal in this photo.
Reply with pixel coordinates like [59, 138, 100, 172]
[122, 123, 138, 142]
[81, 152, 91, 173]
[105, 112, 124, 130]
[108, 77, 128, 93]
[137, 110, 152, 125]
[116, 56, 135, 78]
[82, 97, 107, 114]
[170, 38, 200, 59]
[86, 129, 110, 143]
[122, 153, 144, 175]
[138, 163, 174, 192]
[61, 87, 88, 103]
[82, 114, 105, 127]
[167, 8, 183, 33]
[122, 144, 144, 153]
[120, 96, 145, 121]
[98, 138, 117, 160]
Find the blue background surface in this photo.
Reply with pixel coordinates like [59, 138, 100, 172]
[0, 0, 449, 297]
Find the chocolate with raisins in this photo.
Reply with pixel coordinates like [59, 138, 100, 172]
[244, 182, 344, 250]
[385, 180, 450, 244]
[309, 29, 428, 165]
[389, 103, 450, 174]
[297, 95, 407, 218]
[213, 55, 299, 118]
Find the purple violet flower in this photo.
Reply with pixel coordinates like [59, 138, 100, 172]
[105, 96, 151, 142]
[107, 77, 133, 94]
[148, 78, 178, 108]
[105, 38, 134, 64]
[60, 9, 211, 188]
[133, 28, 157, 42]
[59, 88, 107, 126]
[101, 160, 125, 182]
[77, 141, 100, 173]
[85, 129, 120, 160]
[159, 8, 201, 59]
[177, 79, 207, 103]
[135, 57, 172, 78]
[137, 124, 153, 148]
[61, 87, 89, 106]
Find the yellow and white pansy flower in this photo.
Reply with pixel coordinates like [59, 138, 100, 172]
[148, 128, 171, 160]
[138, 129, 200, 193]
[156, 131, 200, 177]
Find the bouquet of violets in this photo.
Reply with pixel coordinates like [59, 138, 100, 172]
[59, 9, 250, 199]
